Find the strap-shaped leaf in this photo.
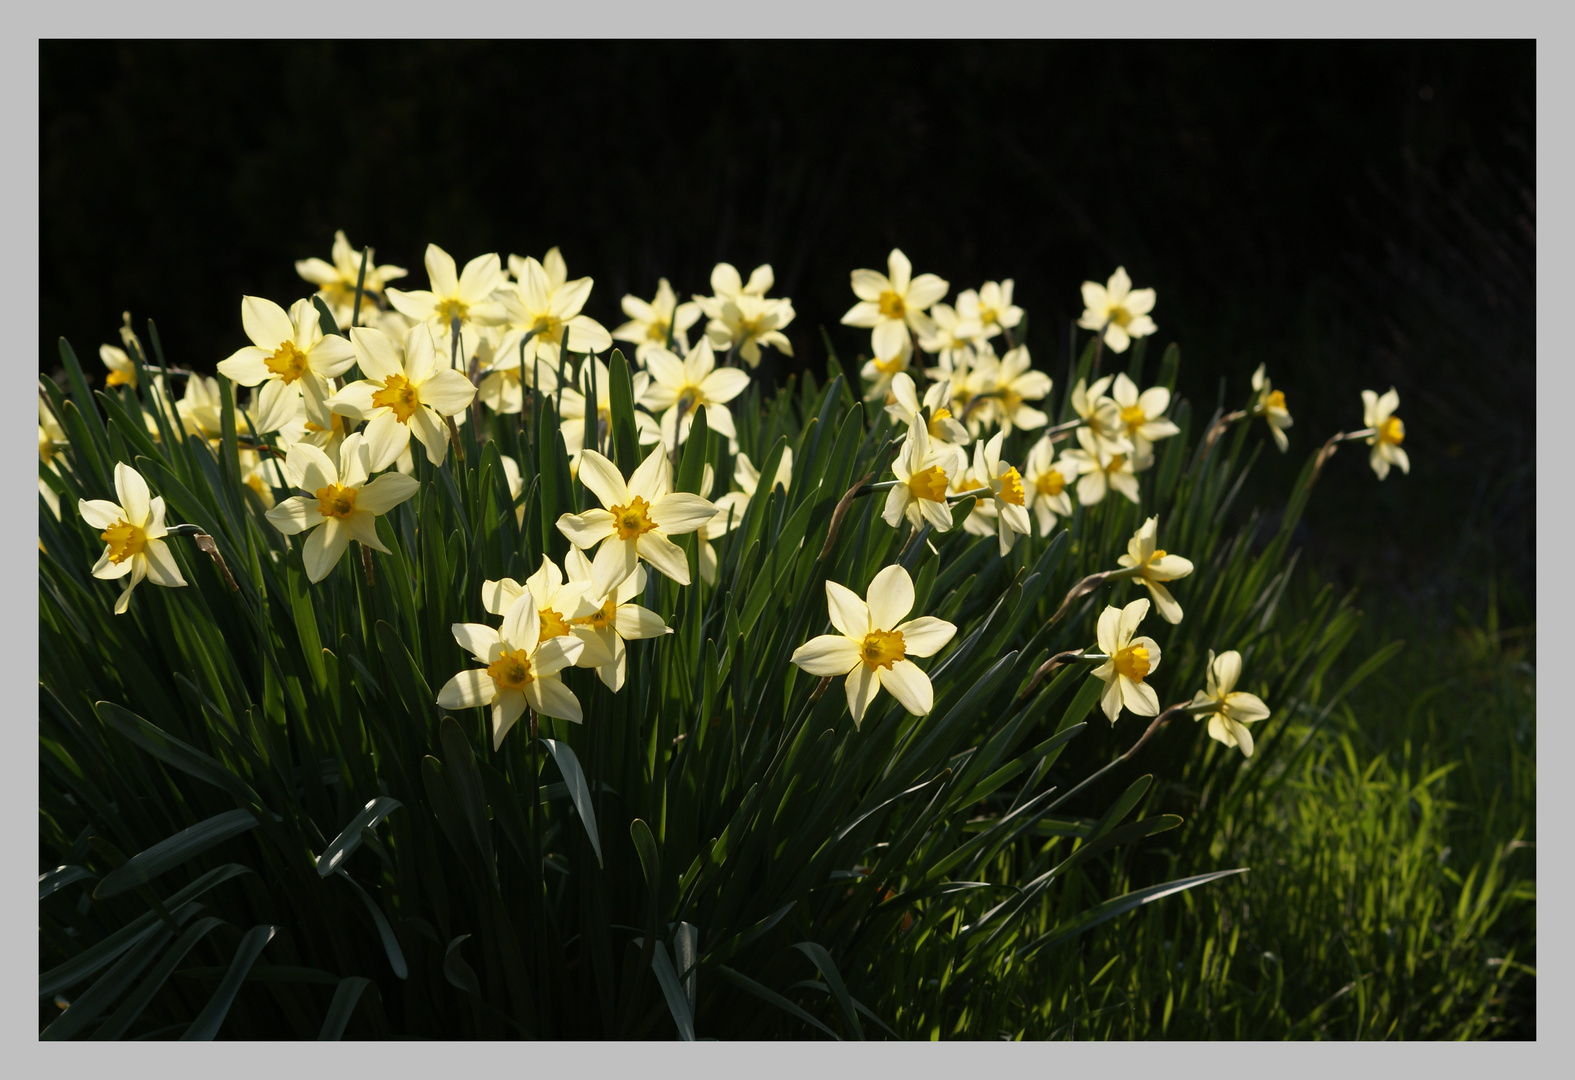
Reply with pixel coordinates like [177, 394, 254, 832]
[95, 809, 261, 899]
[180, 924, 277, 1040]
[650, 941, 695, 1041]
[541, 738, 602, 867]
[94, 701, 257, 805]
[316, 797, 403, 877]
[443, 934, 482, 997]
[335, 870, 407, 979]
[791, 941, 864, 1040]
[714, 964, 838, 1040]
[39, 865, 95, 901]
[317, 977, 373, 1041]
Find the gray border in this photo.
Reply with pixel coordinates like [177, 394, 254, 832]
[16, 3, 1555, 1071]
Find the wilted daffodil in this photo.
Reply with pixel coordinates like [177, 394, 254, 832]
[790, 563, 958, 728]
[956, 280, 1023, 340]
[1189, 649, 1271, 758]
[841, 248, 949, 360]
[640, 338, 752, 449]
[556, 447, 719, 597]
[1250, 364, 1293, 452]
[885, 373, 970, 476]
[964, 345, 1052, 436]
[1090, 598, 1162, 722]
[496, 252, 614, 372]
[1077, 266, 1157, 354]
[78, 462, 187, 614]
[564, 546, 671, 692]
[264, 432, 419, 583]
[1114, 516, 1194, 624]
[327, 325, 477, 470]
[1109, 373, 1179, 470]
[1023, 434, 1076, 536]
[861, 334, 913, 402]
[973, 430, 1032, 556]
[436, 591, 585, 750]
[384, 244, 509, 344]
[295, 230, 408, 328]
[885, 418, 957, 533]
[1361, 387, 1409, 480]
[217, 296, 357, 427]
[613, 277, 703, 363]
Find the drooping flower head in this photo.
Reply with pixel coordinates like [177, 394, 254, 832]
[1250, 364, 1293, 452]
[1115, 516, 1194, 624]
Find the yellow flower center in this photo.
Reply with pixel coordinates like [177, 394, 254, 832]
[1119, 403, 1147, 430]
[1108, 306, 1132, 328]
[907, 464, 949, 502]
[573, 598, 618, 631]
[1112, 644, 1151, 682]
[100, 519, 146, 564]
[435, 297, 469, 326]
[305, 412, 348, 437]
[538, 607, 572, 640]
[315, 483, 358, 520]
[1266, 389, 1286, 411]
[998, 466, 1026, 506]
[486, 648, 534, 692]
[610, 495, 657, 540]
[877, 291, 906, 319]
[737, 315, 764, 337]
[371, 373, 422, 423]
[265, 340, 311, 384]
[1035, 468, 1065, 496]
[1107, 453, 1127, 473]
[530, 315, 562, 346]
[1148, 548, 1167, 564]
[675, 386, 704, 417]
[1379, 416, 1405, 445]
[39, 429, 55, 465]
[874, 354, 906, 374]
[105, 368, 135, 388]
[859, 628, 906, 670]
[927, 408, 954, 439]
[978, 304, 999, 325]
[645, 317, 670, 343]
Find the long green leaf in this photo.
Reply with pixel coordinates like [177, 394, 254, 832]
[180, 924, 277, 1040]
[316, 797, 403, 877]
[317, 977, 373, 1041]
[95, 809, 261, 899]
[541, 738, 602, 867]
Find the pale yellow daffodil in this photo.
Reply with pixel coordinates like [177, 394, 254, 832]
[885, 373, 970, 476]
[295, 230, 408, 328]
[383, 244, 509, 345]
[1115, 516, 1193, 624]
[1250, 364, 1293, 452]
[956, 280, 1022, 340]
[1109, 373, 1179, 470]
[841, 248, 949, 360]
[1063, 426, 1140, 506]
[1077, 266, 1157, 354]
[436, 590, 585, 749]
[704, 294, 795, 368]
[1190, 649, 1271, 757]
[495, 254, 613, 373]
[1023, 434, 1076, 536]
[217, 296, 357, 428]
[78, 462, 187, 614]
[1090, 598, 1163, 722]
[562, 546, 671, 692]
[100, 344, 137, 388]
[964, 344, 1052, 436]
[1362, 388, 1409, 480]
[264, 432, 420, 582]
[972, 430, 1032, 556]
[916, 302, 983, 375]
[790, 563, 958, 728]
[480, 558, 613, 672]
[614, 278, 703, 363]
[1069, 375, 1130, 458]
[327, 325, 477, 470]
[885, 418, 957, 533]
[861, 334, 913, 402]
[639, 338, 751, 450]
[556, 447, 719, 597]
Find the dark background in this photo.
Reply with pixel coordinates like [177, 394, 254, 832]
[40, 40, 1534, 621]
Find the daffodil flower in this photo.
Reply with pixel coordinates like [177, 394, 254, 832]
[264, 432, 420, 583]
[916, 302, 983, 374]
[963, 344, 1053, 436]
[100, 343, 137, 388]
[556, 447, 719, 597]
[639, 338, 752, 450]
[1189, 649, 1271, 757]
[495, 253, 613, 373]
[1109, 373, 1180, 470]
[613, 277, 703, 363]
[950, 463, 999, 539]
[885, 373, 970, 475]
[704, 294, 795, 368]
[1063, 426, 1140, 506]
[1069, 375, 1130, 458]
[295, 230, 408, 328]
[1077, 266, 1157, 354]
[790, 563, 958, 728]
[327, 325, 477, 470]
[217, 296, 358, 428]
[884, 418, 957, 533]
[556, 358, 664, 474]
[563, 546, 671, 691]
[436, 591, 585, 750]
[78, 462, 187, 614]
[1023, 434, 1076, 536]
[1361, 387, 1409, 480]
[39, 399, 66, 519]
[480, 558, 613, 671]
[860, 334, 913, 402]
[1114, 516, 1194, 624]
[384, 244, 509, 345]
[973, 430, 1032, 556]
[1090, 598, 1163, 722]
[956, 280, 1023, 340]
[841, 248, 950, 360]
[1250, 364, 1293, 452]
